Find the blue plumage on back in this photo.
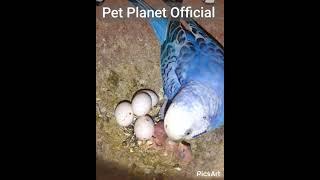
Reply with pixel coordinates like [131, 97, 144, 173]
[161, 19, 224, 99]
[128, 0, 224, 140]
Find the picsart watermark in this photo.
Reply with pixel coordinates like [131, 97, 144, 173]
[196, 170, 221, 177]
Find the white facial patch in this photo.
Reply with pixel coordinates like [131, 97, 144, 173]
[164, 81, 219, 141]
[164, 99, 208, 141]
[164, 103, 193, 140]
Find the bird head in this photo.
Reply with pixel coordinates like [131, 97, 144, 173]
[164, 81, 221, 141]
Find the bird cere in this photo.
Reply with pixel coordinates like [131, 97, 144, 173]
[102, 6, 215, 18]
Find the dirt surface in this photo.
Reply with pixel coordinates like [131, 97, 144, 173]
[96, 0, 224, 179]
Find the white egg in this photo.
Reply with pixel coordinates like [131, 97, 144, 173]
[134, 116, 154, 140]
[141, 89, 159, 107]
[114, 101, 134, 127]
[132, 92, 152, 116]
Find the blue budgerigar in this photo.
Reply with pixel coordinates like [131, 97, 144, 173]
[128, 0, 224, 141]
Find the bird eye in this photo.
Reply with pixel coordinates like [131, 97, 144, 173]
[185, 129, 192, 136]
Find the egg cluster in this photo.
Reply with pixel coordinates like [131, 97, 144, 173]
[114, 89, 159, 140]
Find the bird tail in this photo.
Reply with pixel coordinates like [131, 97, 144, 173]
[128, 0, 169, 45]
